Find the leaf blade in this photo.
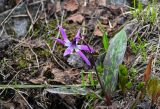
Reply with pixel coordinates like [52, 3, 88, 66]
[103, 29, 127, 93]
[102, 32, 109, 51]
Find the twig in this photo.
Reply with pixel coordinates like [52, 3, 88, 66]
[0, 69, 21, 96]
[16, 90, 33, 109]
[25, 2, 42, 38]
[28, 0, 47, 5]
[26, 5, 34, 24]
[0, 0, 22, 26]
[41, 0, 49, 29]
[0, 26, 5, 38]
[45, 41, 65, 69]
[9, 38, 40, 68]
[52, 10, 65, 51]
[29, 45, 40, 68]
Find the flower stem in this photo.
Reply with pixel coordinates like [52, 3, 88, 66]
[82, 40, 112, 105]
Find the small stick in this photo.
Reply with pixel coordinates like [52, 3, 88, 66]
[0, 0, 22, 26]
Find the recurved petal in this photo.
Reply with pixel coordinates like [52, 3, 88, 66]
[75, 29, 81, 44]
[76, 50, 91, 66]
[77, 45, 94, 53]
[63, 46, 73, 56]
[54, 38, 65, 45]
[58, 25, 70, 42]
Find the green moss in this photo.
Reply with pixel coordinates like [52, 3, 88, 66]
[118, 65, 132, 93]
[36, 48, 51, 57]
[17, 57, 28, 68]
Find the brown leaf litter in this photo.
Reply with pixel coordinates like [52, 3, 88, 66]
[64, 0, 79, 12]
[144, 55, 154, 82]
[67, 13, 84, 23]
[29, 62, 80, 85]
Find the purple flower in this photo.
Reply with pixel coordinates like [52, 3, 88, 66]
[54, 26, 94, 66]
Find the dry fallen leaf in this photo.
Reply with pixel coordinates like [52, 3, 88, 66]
[100, 15, 109, 25]
[64, 0, 79, 11]
[98, 0, 107, 6]
[94, 25, 103, 36]
[29, 77, 45, 84]
[79, 0, 97, 16]
[50, 68, 80, 84]
[144, 55, 154, 82]
[59, 95, 76, 107]
[56, 1, 61, 12]
[15, 0, 21, 4]
[124, 46, 134, 65]
[67, 13, 84, 23]
[109, 5, 121, 15]
[1, 102, 15, 109]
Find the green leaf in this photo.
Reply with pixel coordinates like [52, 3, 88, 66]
[126, 82, 132, 89]
[102, 32, 109, 51]
[45, 86, 89, 95]
[136, 82, 145, 90]
[88, 72, 95, 86]
[103, 29, 127, 94]
[119, 64, 128, 76]
[118, 65, 129, 93]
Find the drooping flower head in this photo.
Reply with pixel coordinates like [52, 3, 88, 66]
[54, 25, 94, 66]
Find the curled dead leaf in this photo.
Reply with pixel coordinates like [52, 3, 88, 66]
[67, 14, 84, 23]
[29, 77, 45, 84]
[64, 0, 79, 11]
[144, 55, 154, 82]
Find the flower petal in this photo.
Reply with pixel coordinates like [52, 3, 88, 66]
[63, 46, 73, 56]
[77, 45, 94, 53]
[75, 29, 81, 44]
[58, 25, 70, 42]
[76, 50, 91, 66]
[64, 41, 72, 47]
[54, 38, 65, 45]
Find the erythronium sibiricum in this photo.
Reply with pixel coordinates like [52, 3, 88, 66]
[54, 25, 94, 66]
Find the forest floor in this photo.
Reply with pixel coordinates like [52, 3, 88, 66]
[0, 0, 160, 109]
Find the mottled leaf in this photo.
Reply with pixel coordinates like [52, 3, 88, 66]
[103, 29, 127, 94]
[45, 86, 89, 95]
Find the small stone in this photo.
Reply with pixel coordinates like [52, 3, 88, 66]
[117, 17, 125, 25]
[124, 19, 138, 36]
[67, 53, 84, 68]
[13, 18, 29, 37]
